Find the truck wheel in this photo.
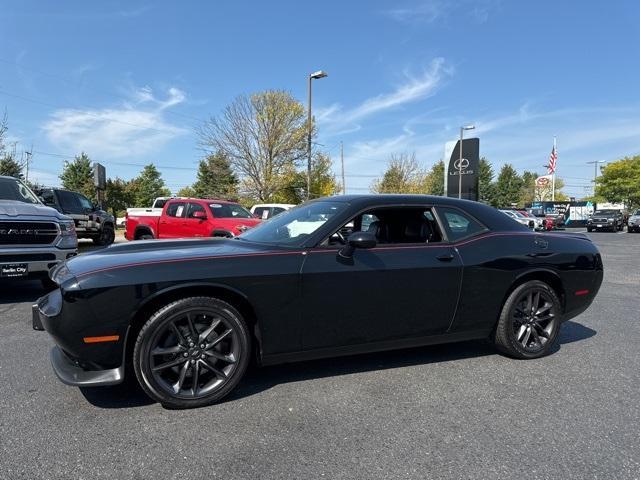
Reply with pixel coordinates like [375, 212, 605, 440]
[93, 225, 115, 246]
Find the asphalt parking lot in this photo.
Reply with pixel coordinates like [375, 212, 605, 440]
[0, 230, 638, 479]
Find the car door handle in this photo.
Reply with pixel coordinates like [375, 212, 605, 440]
[436, 252, 455, 262]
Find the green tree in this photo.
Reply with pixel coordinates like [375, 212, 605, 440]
[59, 152, 95, 199]
[0, 110, 24, 178]
[595, 155, 640, 209]
[105, 178, 135, 218]
[130, 164, 171, 207]
[176, 185, 196, 197]
[371, 152, 425, 194]
[192, 151, 238, 198]
[478, 157, 495, 204]
[423, 160, 445, 196]
[198, 90, 308, 202]
[519, 170, 538, 206]
[493, 164, 523, 207]
[273, 152, 339, 203]
[0, 156, 23, 177]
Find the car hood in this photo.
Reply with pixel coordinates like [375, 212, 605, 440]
[61, 237, 282, 279]
[0, 200, 68, 220]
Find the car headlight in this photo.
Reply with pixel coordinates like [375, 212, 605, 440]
[57, 220, 78, 249]
[607, 218, 613, 222]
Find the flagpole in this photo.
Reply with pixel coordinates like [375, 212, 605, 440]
[551, 136, 556, 201]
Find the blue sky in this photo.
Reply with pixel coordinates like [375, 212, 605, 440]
[1, 0, 639, 198]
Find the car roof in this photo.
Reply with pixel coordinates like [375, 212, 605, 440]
[252, 203, 295, 208]
[167, 198, 236, 205]
[313, 194, 525, 232]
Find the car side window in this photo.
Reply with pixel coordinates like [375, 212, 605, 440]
[166, 202, 186, 218]
[40, 190, 57, 208]
[186, 203, 206, 218]
[77, 194, 93, 210]
[57, 191, 83, 214]
[437, 207, 487, 241]
[253, 207, 270, 219]
[325, 207, 443, 246]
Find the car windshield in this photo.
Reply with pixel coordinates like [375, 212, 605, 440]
[0, 177, 40, 204]
[634, 210, 640, 216]
[209, 203, 253, 218]
[239, 201, 347, 245]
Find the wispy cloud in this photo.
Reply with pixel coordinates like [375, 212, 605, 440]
[319, 58, 451, 133]
[385, 1, 447, 24]
[118, 6, 152, 18]
[43, 87, 187, 158]
[383, 0, 500, 25]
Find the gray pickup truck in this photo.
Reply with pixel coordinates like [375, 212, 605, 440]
[0, 176, 78, 288]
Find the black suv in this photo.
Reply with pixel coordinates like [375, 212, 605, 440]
[38, 188, 115, 245]
[587, 209, 624, 232]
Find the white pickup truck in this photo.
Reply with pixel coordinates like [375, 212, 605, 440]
[125, 197, 185, 218]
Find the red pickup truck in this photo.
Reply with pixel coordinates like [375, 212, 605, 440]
[125, 198, 261, 240]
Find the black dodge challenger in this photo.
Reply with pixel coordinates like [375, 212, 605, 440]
[33, 195, 603, 408]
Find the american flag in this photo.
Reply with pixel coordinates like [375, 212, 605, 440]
[548, 145, 557, 174]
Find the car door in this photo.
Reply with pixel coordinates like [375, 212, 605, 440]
[183, 202, 209, 237]
[160, 202, 187, 238]
[299, 206, 463, 351]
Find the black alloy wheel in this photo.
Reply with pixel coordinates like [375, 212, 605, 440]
[494, 280, 561, 359]
[94, 224, 115, 246]
[134, 297, 250, 408]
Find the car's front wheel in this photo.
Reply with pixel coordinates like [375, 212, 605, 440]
[133, 296, 251, 408]
[93, 224, 115, 246]
[493, 280, 561, 359]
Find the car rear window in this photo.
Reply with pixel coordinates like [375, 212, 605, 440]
[437, 207, 487, 241]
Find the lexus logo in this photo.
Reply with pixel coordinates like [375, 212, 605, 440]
[454, 158, 470, 170]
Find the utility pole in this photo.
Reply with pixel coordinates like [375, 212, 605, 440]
[586, 160, 606, 196]
[340, 141, 345, 194]
[24, 146, 32, 183]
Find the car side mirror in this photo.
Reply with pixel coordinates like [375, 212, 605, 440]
[192, 210, 207, 220]
[338, 231, 377, 258]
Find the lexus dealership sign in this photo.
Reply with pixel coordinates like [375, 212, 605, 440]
[444, 137, 480, 201]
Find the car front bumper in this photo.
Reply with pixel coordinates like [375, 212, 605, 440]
[32, 291, 128, 387]
[0, 246, 76, 276]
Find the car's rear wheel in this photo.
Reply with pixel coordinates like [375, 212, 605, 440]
[494, 280, 561, 359]
[133, 297, 251, 408]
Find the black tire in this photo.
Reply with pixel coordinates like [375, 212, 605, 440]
[133, 296, 251, 409]
[93, 224, 115, 246]
[493, 280, 562, 359]
[586, 227, 592, 232]
[135, 230, 154, 240]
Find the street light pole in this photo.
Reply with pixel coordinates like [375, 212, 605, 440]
[307, 70, 328, 200]
[458, 125, 475, 199]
